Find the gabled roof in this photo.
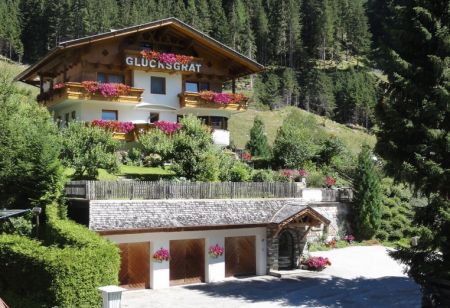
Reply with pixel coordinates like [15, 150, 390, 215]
[15, 17, 264, 82]
[89, 199, 330, 234]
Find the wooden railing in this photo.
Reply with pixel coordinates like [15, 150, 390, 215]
[179, 92, 248, 111]
[40, 82, 144, 107]
[65, 181, 303, 200]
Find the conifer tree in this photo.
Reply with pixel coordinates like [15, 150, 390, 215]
[371, 1, 450, 301]
[208, 0, 229, 42]
[353, 144, 382, 240]
[245, 116, 271, 158]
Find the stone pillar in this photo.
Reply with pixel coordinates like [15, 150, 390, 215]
[150, 239, 170, 289]
[266, 226, 279, 272]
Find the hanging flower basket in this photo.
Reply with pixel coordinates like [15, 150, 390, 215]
[153, 247, 170, 263]
[208, 244, 224, 258]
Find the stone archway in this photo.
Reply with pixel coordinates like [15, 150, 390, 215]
[278, 230, 295, 270]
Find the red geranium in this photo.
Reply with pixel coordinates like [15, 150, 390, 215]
[153, 247, 170, 262]
[154, 121, 182, 134]
[303, 256, 331, 271]
[325, 176, 336, 187]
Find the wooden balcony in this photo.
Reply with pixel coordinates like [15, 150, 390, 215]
[40, 82, 144, 108]
[179, 92, 248, 111]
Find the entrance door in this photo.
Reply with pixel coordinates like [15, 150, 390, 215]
[118, 242, 150, 288]
[278, 231, 295, 270]
[170, 239, 205, 286]
[225, 236, 256, 277]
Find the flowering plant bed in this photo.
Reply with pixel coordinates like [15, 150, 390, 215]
[153, 247, 170, 262]
[280, 169, 308, 181]
[154, 121, 182, 134]
[91, 120, 135, 133]
[302, 256, 331, 271]
[81, 81, 130, 97]
[325, 239, 337, 248]
[199, 91, 247, 105]
[140, 50, 194, 65]
[344, 235, 355, 244]
[208, 244, 224, 258]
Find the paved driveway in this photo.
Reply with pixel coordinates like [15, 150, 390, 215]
[122, 246, 421, 308]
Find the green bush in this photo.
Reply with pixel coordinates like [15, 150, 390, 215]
[139, 128, 174, 161]
[229, 162, 251, 182]
[0, 80, 64, 209]
[251, 169, 276, 182]
[0, 203, 120, 307]
[245, 116, 271, 158]
[0, 215, 33, 236]
[60, 122, 119, 179]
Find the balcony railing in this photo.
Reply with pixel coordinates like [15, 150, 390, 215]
[179, 92, 248, 111]
[38, 82, 144, 107]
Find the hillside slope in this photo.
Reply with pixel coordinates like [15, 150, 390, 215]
[229, 106, 376, 154]
[0, 57, 37, 93]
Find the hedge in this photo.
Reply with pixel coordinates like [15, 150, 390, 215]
[0, 203, 120, 307]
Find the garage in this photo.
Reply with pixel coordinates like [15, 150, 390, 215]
[170, 239, 205, 286]
[118, 242, 150, 288]
[225, 236, 256, 277]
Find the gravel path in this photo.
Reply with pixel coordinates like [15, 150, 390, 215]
[122, 246, 421, 308]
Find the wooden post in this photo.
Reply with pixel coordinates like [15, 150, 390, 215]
[232, 78, 236, 94]
[39, 74, 44, 95]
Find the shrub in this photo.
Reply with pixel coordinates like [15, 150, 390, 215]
[251, 169, 276, 182]
[316, 136, 345, 166]
[60, 122, 119, 179]
[229, 162, 251, 182]
[0, 215, 33, 236]
[353, 144, 382, 240]
[0, 80, 64, 209]
[139, 128, 174, 161]
[0, 203, 120, 307]
[272, 112, 322, 168]
[245, 116, 271, 158]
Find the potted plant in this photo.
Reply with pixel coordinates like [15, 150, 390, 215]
[208, 244, 224, 258]
[152, 247, 170, 262]
[302, 256, 331, 271]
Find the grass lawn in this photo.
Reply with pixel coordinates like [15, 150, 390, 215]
[229, 106, 376, 155]
[64, 165, 175, 181]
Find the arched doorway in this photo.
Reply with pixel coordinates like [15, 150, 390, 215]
[278, 230, 295, 270]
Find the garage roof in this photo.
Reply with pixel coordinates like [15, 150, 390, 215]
[89, 199, 330, 234]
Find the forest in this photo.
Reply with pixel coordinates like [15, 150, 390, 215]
[1, 0, 377, 128]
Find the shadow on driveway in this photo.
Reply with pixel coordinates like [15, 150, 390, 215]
[184, 275, 421, 307]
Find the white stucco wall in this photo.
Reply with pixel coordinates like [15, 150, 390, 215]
[212, 129, 230, 147]
[133, 70, 181, 122]
[104, 227, 267, 289]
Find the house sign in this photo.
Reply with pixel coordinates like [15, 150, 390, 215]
[125, 56, 202, 73]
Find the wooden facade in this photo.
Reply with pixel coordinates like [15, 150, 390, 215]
[118, 242, 150, 289]
[225, 236, 257, 277]
[169, 239, 205, 286]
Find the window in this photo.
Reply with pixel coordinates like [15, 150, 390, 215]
[71, 111, 76, 120]
[198, 116, 228, 130]
[149, 112, 159, 123]
[185, 81, 209, 93]
[199, 82, 209, 91]
[97, 73, 124, 84]
[151, 77, 166, 94]
[102, 110, 118, 121]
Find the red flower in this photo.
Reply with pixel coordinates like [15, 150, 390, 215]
[91, 120, 134, 133]
[53, 82, 65, 90]
[325, 176, 336, 187]
[199, 91, 247, 105]
[298, 169, 308, 177]
[242, 152, 252, 161]
[303, 256, 331, 270]
[208, 244, 224, 258]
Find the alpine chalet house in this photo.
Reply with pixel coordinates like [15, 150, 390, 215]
[17, 18, 349, 290]
[15, 17, 264, 146]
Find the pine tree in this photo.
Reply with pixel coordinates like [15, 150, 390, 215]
[245, 116, 271, 158]
[208, 0, 229, 42]
[353, 144, 382, 240]
[371, 0, 450, 300]
[251, 0, 269, 65]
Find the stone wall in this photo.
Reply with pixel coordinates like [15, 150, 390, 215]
[308, 202, 351, 241]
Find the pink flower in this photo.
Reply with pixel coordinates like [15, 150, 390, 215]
[158, 53, 178, 64]
[208, 244, 224, 258]
[242, 152, 252, 161]
[98, 83, 119, 97]
[344, 235, 355, 243]
[303, 256, 331, 270]
[153, 247, 170, 262]
[298, 169, 308, 177]
[91, 120, 135, 133]
[154, 121, 182, 134]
